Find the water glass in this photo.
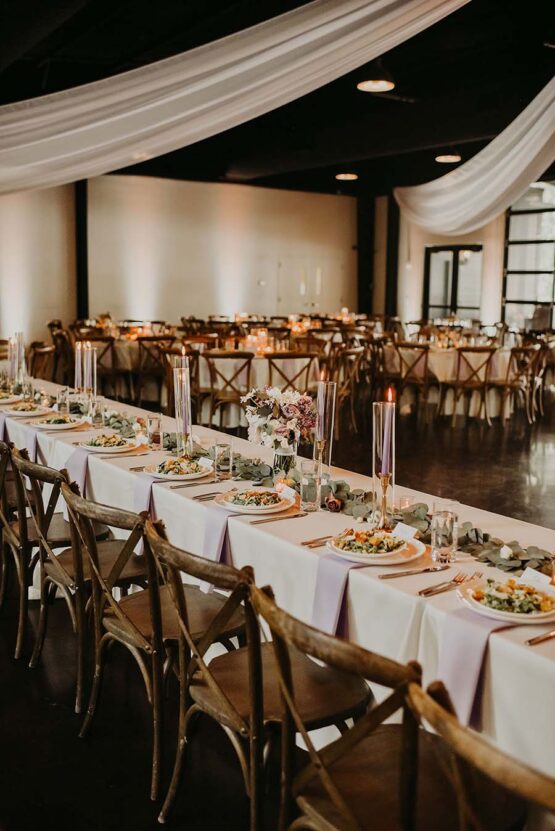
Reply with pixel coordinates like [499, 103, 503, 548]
[88, 396, 106, 427]
[213, 442, 232, 481]
[147, 413, 162, 450]
[21, 378, 34, 401]
[57, 387, 70, 415]
[300, 459, 321, 512]
[431, 500, 459, 563]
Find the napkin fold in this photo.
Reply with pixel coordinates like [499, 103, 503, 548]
[311, 554, 367, 636]
[0, 412, 5, 441]
[63, 448, 90, 520]
[133, 472, 159, 554]
[437, 607, 510, 728]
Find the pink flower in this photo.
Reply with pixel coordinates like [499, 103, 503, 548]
[325, 494, 342, 512]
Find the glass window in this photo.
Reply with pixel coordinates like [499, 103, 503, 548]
[507, 242, 555, 272]
[505, 273, 553, 303]
[509, 212, 555, 241]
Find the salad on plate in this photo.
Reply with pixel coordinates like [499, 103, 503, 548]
[155, 458, 205, 476]
[228, 489, 283, 508]
[471, 578, 555, 615]
[332, 529, 406, 556]
[83, 434, 129, 448]
[9, 401, 41, 413]
[36, 414, 80, 426]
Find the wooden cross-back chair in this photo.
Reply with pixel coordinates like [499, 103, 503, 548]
[394, 342, 436, 421]
[62, 485, 245, 802]
[492, 345, 540, 424]
[266, 352, 318, 394]
[144, 520, 371, 827]
[28, 341, 56, 381]
[8, 451, 120, 710]
[136, 335, 175, 406]
[252, 585, 532, 831]
[440, 346, 497, 426]
[330, 346, 364, 437]
[291, 336, 328, 356]
[407, 681, 555, 831]
[51, 327, 74, 385]
[203, 350, 254, 427]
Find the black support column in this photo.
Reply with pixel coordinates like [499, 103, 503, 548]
[75, 180, 89, 319]
[385, 194, 400, 317]
[357, 195, 375, 314]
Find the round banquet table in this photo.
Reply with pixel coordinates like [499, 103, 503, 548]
[2, 380, 555, 830]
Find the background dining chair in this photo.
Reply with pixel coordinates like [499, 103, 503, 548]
[136, 335, 175, 406]
[145, 520, 372, 827]
[28, 341, 56, 381]
[203, 350, 254, 427]
[491, 345, 540, 424]
[438, 346, 497, 426]
[393, 342, 436, 421]
[266, 351, 318, 394]
[330, 346, 364, 437]
[252, 584, 530, 831]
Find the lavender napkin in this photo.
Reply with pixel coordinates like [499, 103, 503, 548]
[200, 504, 233, 593]
[311, 553, 367, 636]
[0, 412, 5, 441]
[437, 607, 510, 728]
[62, 447, 90, 521]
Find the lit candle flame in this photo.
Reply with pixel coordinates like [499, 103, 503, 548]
[386, 387, 394, 403]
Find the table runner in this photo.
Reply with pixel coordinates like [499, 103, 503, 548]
[437, 607, 510, 728]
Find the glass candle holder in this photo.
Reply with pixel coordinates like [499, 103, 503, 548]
[313, 380, 336, 474]
[372, 400, 396, 529]
[173, 363, 193, 457]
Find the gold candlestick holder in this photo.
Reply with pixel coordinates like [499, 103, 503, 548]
[375, 472, 393, 530]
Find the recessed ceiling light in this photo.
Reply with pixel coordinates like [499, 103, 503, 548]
[356, 59, 395, 93]
[435, 153, 462, 164]
[335, 173, 359, 181]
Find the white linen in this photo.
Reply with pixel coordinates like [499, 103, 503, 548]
[395, 77, 555, 234]
[4, 381, 555, 808]
[0, 0, 467, 194]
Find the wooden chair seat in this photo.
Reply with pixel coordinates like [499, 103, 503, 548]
[104, 583, 245, 644]
[296, 724, 526, 831]
[189, 642, 370, 730]
[8, 512, 109, 547]
[54, 541, 147, 584]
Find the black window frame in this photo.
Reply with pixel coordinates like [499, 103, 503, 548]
[422, 244, 482, 319]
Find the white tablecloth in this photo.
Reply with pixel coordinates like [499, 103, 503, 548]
[3, 381, 555, 826]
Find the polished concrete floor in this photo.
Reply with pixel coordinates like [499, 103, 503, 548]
[333, 392, 555, 531]
[1, 394, 554, 831]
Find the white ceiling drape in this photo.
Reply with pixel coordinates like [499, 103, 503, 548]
[0, 0, 468, 195]
[394, 76, 555, 235]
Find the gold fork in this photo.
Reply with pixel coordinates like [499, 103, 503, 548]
[419, 570, 481, 598]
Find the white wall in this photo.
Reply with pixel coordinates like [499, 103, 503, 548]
[397, 211, 505, 324]
[87, 176, 358, 320]
[0, 186, 76, 341]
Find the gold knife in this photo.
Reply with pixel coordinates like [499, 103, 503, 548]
[526, 629, 555, 647]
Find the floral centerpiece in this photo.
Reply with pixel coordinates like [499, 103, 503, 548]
[241, 386, 316, 476]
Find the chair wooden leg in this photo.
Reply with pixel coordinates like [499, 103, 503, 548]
[74, 588, 88, 715]
[79, 632, 110, 738]
[29, 572, 53, 669]
[150, 646, 163, 802]
[0, 540, 8, 612]
[13, 549, 29, 660]
[158, 703, 201, 823]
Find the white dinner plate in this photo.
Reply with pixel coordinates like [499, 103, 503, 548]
[79, 439, 136, 453]
[327, 537, 426, 566]
[143, 463, 213, 481]
[33, 417, 85, 431]
[215, 489, 295, 515]
[0, 395, 23, 406]
[5, 405, 53, 418]
[457, 581, 555, 624]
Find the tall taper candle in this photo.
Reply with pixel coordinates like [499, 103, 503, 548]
[74, 342, 82, 391]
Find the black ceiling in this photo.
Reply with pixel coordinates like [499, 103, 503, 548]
[1, 0, 553, 196]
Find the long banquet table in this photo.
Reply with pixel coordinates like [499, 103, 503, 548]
[2, 380, 555, 827]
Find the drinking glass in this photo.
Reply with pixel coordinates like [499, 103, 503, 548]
[147, 413, 162, 450]
[300, 459, 320, 512]
[213, 442, 232, 481]
[21, 377, 34, 401]
[88, 396, 106, 427]
[431, 500, 460, 563]
[57, 387, 70, 415]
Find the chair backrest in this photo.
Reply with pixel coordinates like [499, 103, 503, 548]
[9, 447, 68, 556]
[52, 328, 75, 376]
[0, 440, 13, 527]
[266, 351, 317, 393]
[504, 345, 540, 386]
[331, 346, 364, 396]
[407, 681, 555, 822]
[454, 346, 497, 386]
[61, 482, 151, 652]
[28, 342, 56, 380]
[137, 336, 175, 374]
[251, 584, 420, 831]
[144, 520, 262, 739]
[394, 342, 430, 383]
[291, 335, 327, 355]
[203, 350, 254, 399]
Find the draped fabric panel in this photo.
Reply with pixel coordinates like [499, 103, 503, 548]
[394, 76, 555, 235]
[0, 0, 468, 195]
